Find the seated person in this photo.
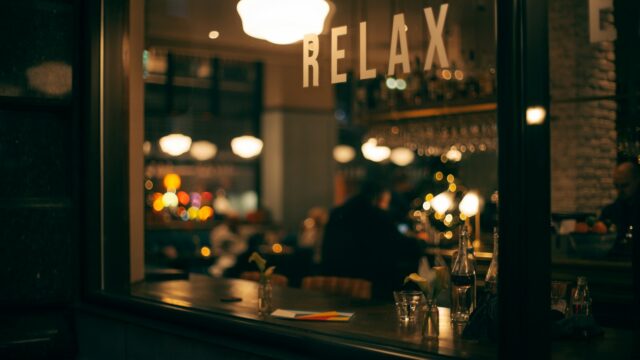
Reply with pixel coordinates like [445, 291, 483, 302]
[321, 180, 423, 300]
[600, 161, 639, 252]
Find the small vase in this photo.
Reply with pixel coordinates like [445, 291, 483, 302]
[258, 277, 273, 315]
[422, 299, 439, 339]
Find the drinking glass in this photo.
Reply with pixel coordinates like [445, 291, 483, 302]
[393, 291, 425, 324]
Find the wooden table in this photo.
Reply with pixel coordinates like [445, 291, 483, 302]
[132, 274, 496, 359]
[131, 274, 634, 359]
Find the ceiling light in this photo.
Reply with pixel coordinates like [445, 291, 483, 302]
[459, 192, 480, 217]
[231, 135, 263, 158]
[446, 147, 462, 162]
[431, 192, 453, 214]
[333, 145, 356, 163]
[390, 147, 415, 166]
[208, 30, 220, 39]
[237, 0, 331, 45]
[361, 138, 390, 162]
[159, 133, 192, 156]
[526, 106, 546, 125]
[190, 141, 218, 161]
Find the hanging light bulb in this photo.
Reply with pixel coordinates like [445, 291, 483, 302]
[431, 191, 453, 214]
[159, 133, 192, 156]
[459, 192, 480, 217]
[231, 135, 264, 158]
[361, 138, 390, 162]
[333, 145, 356, 163]
[390, 147, 415, 166]
[190, 141, 218, 161]
[446, 147, 462, 162]
[236, 0, 331, 45]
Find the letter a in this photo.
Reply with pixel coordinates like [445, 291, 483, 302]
[424, 5, 449, 71]
[303, 34, 319, 88]
[387, 13, 410, 76]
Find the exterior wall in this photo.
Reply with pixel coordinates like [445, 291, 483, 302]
[549, 0, 617, 214]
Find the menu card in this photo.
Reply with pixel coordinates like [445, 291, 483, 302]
[270, 309, 354, 321]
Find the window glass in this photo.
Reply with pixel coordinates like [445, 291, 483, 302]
[129, 0, 499, 356]
[548, 0, 637, 338]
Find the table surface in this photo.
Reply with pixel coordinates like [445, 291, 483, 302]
[131, 274, 634, 359]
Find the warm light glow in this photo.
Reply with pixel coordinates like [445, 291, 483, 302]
[386, 77, 397, 89]
[163, 173, 181, 191]
[459, 213, 467, 221]
[231, 135, 264, 158]
[143, 141, 151, 155]
[208, 31, 220, 39]
[236, 0, 331, 45]
[333, 145, 356, 163]
[177, 191, 190, 206]
[446, 174, 454, 183]
[26, 61, 72, 96]
[159, 133, 192, 156]
[422, 201, 431, 211]
[425, 193, 434, 202]
[187, 207, 200, 220]
[434, 172, 444, 181]
[200, 246, 212, 257]
[431, 192, 453, 214]
[272, 243, 283, 254]
[396, 79, 407, 90]
[444, 231, 453, 239]
[361, 138, 390, 162]
[459, 192, 480, 217]
[144, 180, 154, 190]
[441, 69, 452, 80]
[446, 148, 462, 162]
[448, 183, 457, 192]
[526, 106, 546, 125]
[190, 141, 218, 161]
[454, 70, 464, 81]
[162, 192, 179, 208]
[444, 214, 453, 223]
[390, 147, 415, 166]
[152, 198, 164, 212]
[198, 206, 214, 221]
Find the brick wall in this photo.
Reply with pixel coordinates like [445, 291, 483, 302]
[549, 0, 618, 214]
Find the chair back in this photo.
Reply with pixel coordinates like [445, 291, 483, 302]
[240, 271, 289, 287]
[301, 276, 372, 300]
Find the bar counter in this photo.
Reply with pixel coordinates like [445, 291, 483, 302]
[129, 275, 633, 359]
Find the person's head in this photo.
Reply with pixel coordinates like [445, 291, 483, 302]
[613, 161, 640, 201]
[359, 180, 391, 210]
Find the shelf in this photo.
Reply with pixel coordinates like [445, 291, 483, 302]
[360, 101, 497, 123]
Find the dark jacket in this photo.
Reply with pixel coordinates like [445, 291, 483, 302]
[321, 195, 421, 300]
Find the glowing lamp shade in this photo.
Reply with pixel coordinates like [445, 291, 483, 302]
[159, 133, 192, 156]
[231, 135, 263, 158]
[526, 106, 546, 125]
[190, 141, 218, 161]
[446, 148, 462, 162]
[459, 192, 480, 217]
[163, 173, 181, 191]
[390, 147, 415, 166]
[431, 192, 453, 214]
[333, 145, 355, 163]
[361, 138, 390, 162]
[237, 0, 331, 45]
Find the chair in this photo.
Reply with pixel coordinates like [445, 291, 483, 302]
[240, 271, 289, 287]
[301, 276, 372, 300]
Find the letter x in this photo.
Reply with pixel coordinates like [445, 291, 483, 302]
[424, 4, 449, 71]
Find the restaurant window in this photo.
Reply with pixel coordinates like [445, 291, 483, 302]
[92, 0, 504, 357]
[84, 0, 639, 358]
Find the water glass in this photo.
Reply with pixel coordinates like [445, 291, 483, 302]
[393, 291, 425, 324]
